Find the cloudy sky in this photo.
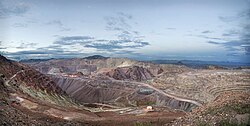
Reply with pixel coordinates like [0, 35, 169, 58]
[0, 0, 250, 62]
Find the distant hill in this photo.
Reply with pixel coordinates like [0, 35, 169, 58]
[20, 58, 53, 63]
[20, 55, 108, 63]
[18, 55, 250, 69]
[150, 60, 250, 69]
[83, 55, 108, 60]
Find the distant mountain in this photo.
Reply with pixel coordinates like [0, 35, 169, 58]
[19, 55, 108, 63]
[0, 54, 9, 62]
[19, 56, 250, 69]
[83, 55, 108, 60]
[150, 60, 250, 69]
[20, 58, 53, 63]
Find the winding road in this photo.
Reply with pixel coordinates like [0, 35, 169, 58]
[5, 70, 24, 86]
[70, 75, 203, 107]
[112, 79, 203, 106]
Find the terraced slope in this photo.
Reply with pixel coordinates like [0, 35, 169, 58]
[51, 76, 198, 111]
[170, 92, 250, 126]
[21, 57, 201, 111]
[22, 57, 250, 105]
[151, 70, 250, 103]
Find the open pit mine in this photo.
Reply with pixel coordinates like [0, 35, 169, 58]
[0, 55, 250, 126]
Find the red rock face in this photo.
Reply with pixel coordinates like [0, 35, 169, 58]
[106, 68, 127, 80]
[0, 55, 23, 78]
[0, 55, 65, 95]
[106, 66, 155, 81]
[14, 69, 66, 94]
[126, 66, 155, 81]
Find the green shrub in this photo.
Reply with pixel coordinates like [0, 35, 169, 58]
[204, 104, 250, 115]
[218, 119, 250, 126]
[196, 120, 210, 126]
[134, 122, 152, 126]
